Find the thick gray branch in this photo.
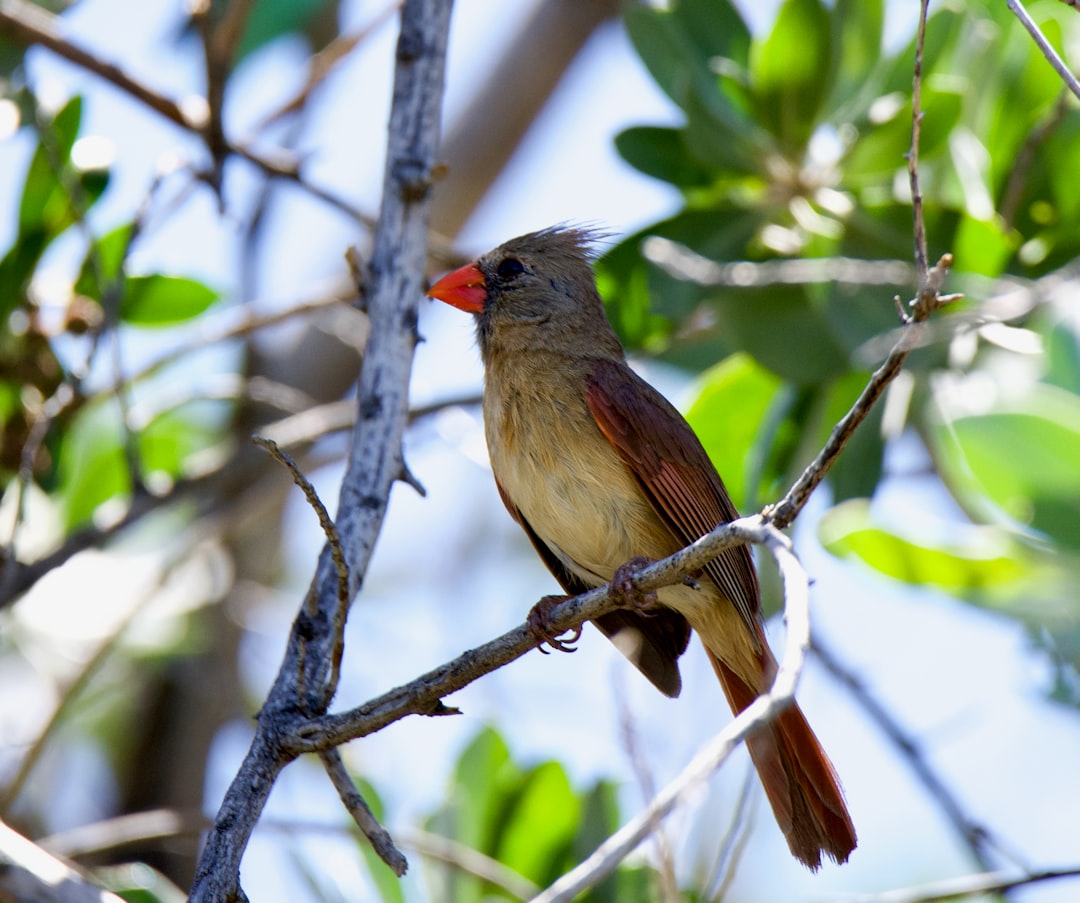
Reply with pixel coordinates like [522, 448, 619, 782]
[188, 2, 452, 900]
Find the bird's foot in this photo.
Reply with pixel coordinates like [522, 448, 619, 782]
[613, 557, 659, 612]
[527, 595, 581, 654]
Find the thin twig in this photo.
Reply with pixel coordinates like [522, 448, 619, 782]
[1008, 0, 1080, 101]
[252, 435, 350, 709]
[319, 749, 407, 876]
[908, 0, 932, 286]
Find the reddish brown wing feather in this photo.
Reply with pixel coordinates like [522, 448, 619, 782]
[585, 357, 761, 641]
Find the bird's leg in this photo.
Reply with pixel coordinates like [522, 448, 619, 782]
[613, 556, 659, 612]
[527, 594, 582, 654]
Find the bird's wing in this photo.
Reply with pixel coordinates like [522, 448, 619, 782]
[585, 357, 762, 641]
[494, 476, 690, 698]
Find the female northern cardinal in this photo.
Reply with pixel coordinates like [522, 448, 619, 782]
[427, 226, 856, 870]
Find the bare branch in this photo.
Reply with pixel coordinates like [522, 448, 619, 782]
[1008, 0, 1080, 101]
[642, 239, 916, 288]
[189, 1, 453, 898]
[812, 635, 1004, 873]
[397, 827, 539, 900]
[319, 749, 407, 876]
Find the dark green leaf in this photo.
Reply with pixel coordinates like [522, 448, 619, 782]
[237, 0, 339, 61]
[615, 126, 714, 187]
[824, 0, 884, 118]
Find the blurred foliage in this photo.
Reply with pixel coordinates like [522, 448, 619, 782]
[417, 727, 657, 903]
[600, 0, 1080, 693]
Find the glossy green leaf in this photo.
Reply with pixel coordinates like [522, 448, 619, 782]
[120, 275, 219, 326]
[748, 0, 831, 151]
[820, 499, 1026, 590]
[685, 353, 782, 511]
[933, 385, 1080, 549]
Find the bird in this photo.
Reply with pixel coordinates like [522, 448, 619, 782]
[427, 225, 856, 870]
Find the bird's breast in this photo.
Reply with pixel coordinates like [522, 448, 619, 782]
[483, 367, 672, 586]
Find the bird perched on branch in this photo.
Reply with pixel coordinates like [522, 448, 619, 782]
[427, 225, 856, 870]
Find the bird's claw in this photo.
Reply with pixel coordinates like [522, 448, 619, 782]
[527, 594, 581, 654]
[613, 557, 659, 612]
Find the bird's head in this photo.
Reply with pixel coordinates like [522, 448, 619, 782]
[427, 225, 622, 361]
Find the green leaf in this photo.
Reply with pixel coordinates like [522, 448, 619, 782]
[138, 407, 223, 480]
[56, 404, 131, 530]
[952, 214, 1014, 278]
[685, 353, 782, 511]
[495, 761, 580, 885]
[933, 385, 1080, 549]
[825, 0, 884, 118]
[18, 95, 82, 235]
[748, 0, 832, 151]
[120, 275, 219, 326]
[615, 126, 714, 187]
[236, 0, 339, 61]
[819, 499, 1026, 590]
[708, 283, 849, 383]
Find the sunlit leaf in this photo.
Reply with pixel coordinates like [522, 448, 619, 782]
[748, 0, 831, 151]
[819, 498, 1026, 590]
[685, 353, 782, 510]
[933, 385, 1080, 549]
[495, 761, 580, 886]
[120, 275, 219, 326]
[56, 404, 131, 530]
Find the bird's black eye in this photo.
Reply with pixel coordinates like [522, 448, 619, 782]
[496, 257, 525, 281]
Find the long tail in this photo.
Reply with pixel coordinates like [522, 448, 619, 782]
[708, 649, 857, 870]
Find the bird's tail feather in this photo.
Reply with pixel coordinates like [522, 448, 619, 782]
[707, 649, 857, 871]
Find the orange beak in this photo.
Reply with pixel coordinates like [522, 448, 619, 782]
[427, 262, 487, 313]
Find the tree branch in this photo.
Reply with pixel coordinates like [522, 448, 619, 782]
[835, 866, 1080, 903]
[1008, 0, 1080, 101]
[187, 1, 452, 898]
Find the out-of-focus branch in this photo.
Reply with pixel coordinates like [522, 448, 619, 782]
[0, 820, 127, 903]
[812, 635, 1002, 872]
[834, 866, 1080, 903]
